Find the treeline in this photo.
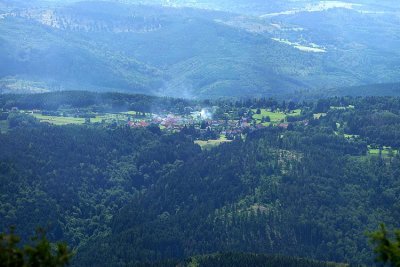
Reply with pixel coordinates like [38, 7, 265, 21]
[184, 253, 348, 267]
[0, 91, 193, 113]
[285, 82, 400, 101]
[3, 91, 400, 120]
[0, 91, 300, 115]
[135, 253, 348, 267]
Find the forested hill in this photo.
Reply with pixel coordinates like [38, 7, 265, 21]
[1, 0, 400, 98]
[0, 91, 193, 113]
[1, 95, 400, 266]
[298, 82, 400, 100]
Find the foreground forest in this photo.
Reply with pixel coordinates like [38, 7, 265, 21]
[1, 92, 400, 266]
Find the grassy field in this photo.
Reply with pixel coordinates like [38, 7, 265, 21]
[252, 109, 286, 124]
[30, 112, 133, 125]
[344, 134, 360, 139]
[0, 120, 8, 133]
[31, 114, 86, 125]
[91, 116, 105, 123]
[368, 145, 398, 157]
[313, 113, 327, 119]
[195, 135, 232, 150]
[252, 109, 301, 125]
[289, 109, 302, 116]
[330, 105, 355, 110]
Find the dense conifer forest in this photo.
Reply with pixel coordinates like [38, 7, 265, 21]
[1, 92, 400, 266]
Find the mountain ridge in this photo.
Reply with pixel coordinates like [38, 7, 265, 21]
[1, 0, 400, 98]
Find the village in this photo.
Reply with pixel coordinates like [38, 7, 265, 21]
[3, 103, 394, 155]
[1, 105, 305, 147]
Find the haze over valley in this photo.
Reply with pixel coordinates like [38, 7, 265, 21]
[1, 0, 400, 98]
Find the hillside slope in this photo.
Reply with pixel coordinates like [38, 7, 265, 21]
[1, 1, 400, 98]
[1, 93, 400, 266]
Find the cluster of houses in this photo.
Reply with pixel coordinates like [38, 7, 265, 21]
[7, 106, 309, 140]
[128, 112, 223, 130]
[125, 109, 310, 140]
[126, 111, 272, 140]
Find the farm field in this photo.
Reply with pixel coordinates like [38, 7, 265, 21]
[252, 109, 301, 126]
[30, 114, 86, 125]
[28, 112, 138, 125]
[252, 109, 285, 123]
[368, 145, 398, 157]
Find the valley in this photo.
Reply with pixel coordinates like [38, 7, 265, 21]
[1, 1, 400, 266]
[1, 0, 400, 98]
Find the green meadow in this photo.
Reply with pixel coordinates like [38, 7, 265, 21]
[29, 112, 142, 125]
[252, 109, 301, 126]
[368, 145, 398, 157]
[330, 105, 355, 110]
[313, 113, 327, 119]
[344, 134, 360, 139]
[31, 114, 86, 125]
[195, 135, 232, 150]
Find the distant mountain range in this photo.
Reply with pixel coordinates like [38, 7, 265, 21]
[0, 0, 399, 98]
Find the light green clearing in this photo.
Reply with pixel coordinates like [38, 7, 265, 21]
[219, 134, 228, 141]
[29, 112, 134, 125]
[252, 109, 287, 123]
[344, 134, 360, 139]
[31, 114, 86, 125]
[0, 121, 8, 133]
[330, 105, 355, 110]
[25, 108, 155, 126]
[90, 116, 105, 123]
[289, 109, 302, 116]
[368, 145, 398, 157]
[313, 113, 327, 119]
[195, 135, 232, 150]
